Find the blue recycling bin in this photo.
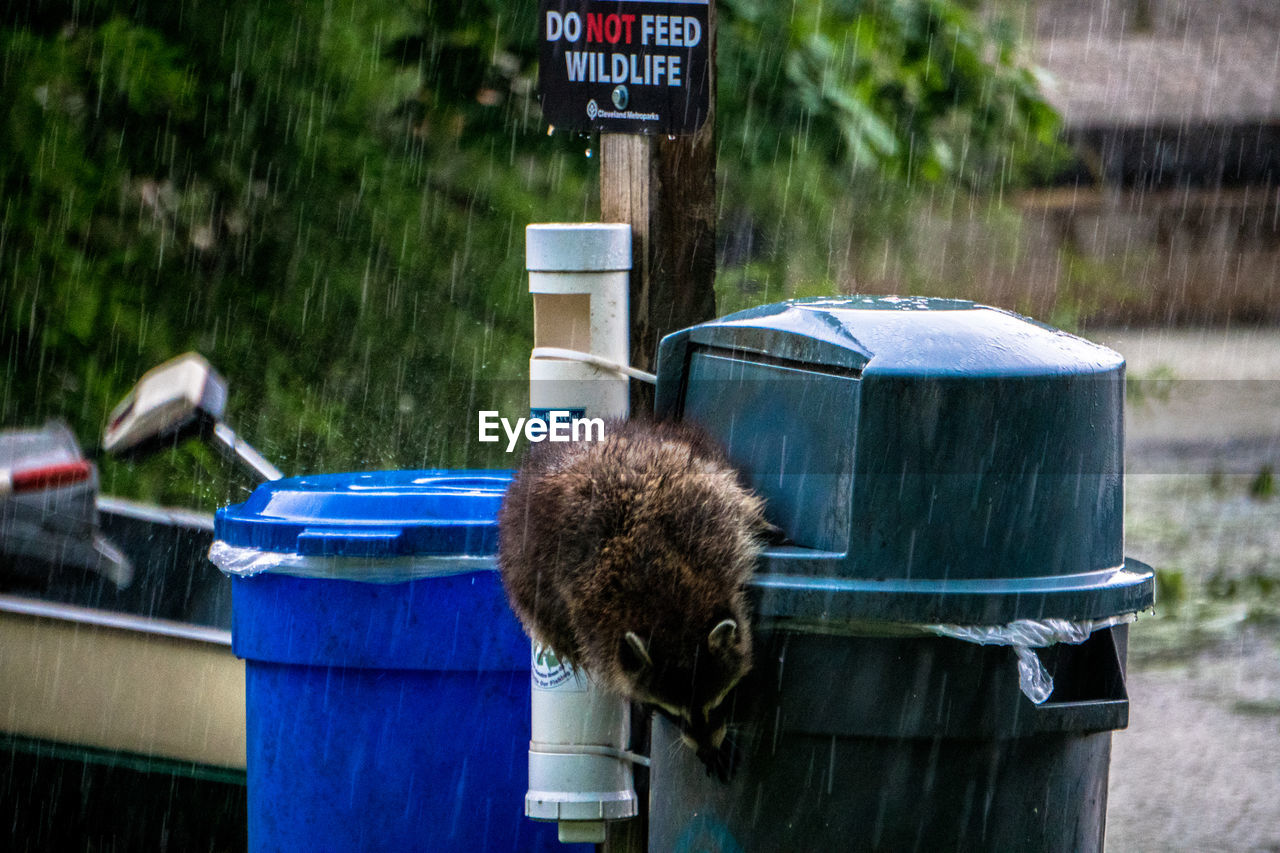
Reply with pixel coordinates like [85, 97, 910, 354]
[210, 470, 574, 852]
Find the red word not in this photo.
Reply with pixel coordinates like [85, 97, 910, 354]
[586, 13, 635, 45]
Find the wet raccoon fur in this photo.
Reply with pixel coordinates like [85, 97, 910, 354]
[498, 418, 770, 780]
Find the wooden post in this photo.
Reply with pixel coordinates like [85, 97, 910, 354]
[600, 3, 717, 415]
[600, 133, 654, 415]
[599, 8, 717, 852]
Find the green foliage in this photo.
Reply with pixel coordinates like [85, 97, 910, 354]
[2, 1, 591, 504]
[1, 0, 1061, 507]
[1206, 569, 1279, 602]
[1125, 364, 1177, 408]
[1155, 569, 1185, 615]
[714, 0, 1064, 306]
[1250, 465, 1275, 500]
[719, 0, 1062, 185]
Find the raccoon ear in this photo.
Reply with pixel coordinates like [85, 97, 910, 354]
[621, 631, 653, 673]
[708, 619, 739, 655]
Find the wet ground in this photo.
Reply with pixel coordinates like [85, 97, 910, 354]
[1094, 328, 1280, 853]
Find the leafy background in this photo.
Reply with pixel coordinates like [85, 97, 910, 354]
[1, 0, 1062, 506]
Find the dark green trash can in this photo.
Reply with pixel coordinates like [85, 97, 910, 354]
[649, 297, 1154, 852]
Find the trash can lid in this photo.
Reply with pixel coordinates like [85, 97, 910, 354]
[214, 470, 511, 563]
[655, 296, 1152, 626]
[677, 296, 1123, 377]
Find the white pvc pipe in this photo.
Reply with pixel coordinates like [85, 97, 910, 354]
[526, 646, 639, 837]
[524, 223, 640, 842]
[527, 223, 632, 420]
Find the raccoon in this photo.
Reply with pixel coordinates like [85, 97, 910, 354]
[497, 418, 770, 781]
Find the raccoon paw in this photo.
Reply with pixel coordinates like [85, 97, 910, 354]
[697, 735, 742, 783]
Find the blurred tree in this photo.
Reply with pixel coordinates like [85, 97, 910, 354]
[0, 0, 1058, 505]
[714, 0, 1065, 307]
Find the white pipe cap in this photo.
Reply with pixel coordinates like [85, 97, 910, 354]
[526, 223, 631, 272]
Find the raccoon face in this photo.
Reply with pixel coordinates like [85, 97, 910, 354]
[618, 618, 751, 779]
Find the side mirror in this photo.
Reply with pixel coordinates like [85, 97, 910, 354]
[103, 353, 227, 457]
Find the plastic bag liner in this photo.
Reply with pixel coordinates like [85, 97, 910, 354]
[207, 539, 496, 583]
[925, 614, 1139, 704]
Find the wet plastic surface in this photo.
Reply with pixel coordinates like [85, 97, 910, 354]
[218, 470, 575, 852]
[649, 628, 1130, 853]
[657, 297, 1155, 624]
[649, 299, 1148, 851]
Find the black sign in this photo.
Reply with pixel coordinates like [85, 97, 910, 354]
[538, 0, 710, 135]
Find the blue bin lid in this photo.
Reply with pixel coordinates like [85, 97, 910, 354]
[213, 470, 512, 575]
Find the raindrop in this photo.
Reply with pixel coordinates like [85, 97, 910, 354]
[827, 735, 836, 796]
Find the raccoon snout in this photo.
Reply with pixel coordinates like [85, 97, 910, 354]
[679, 720, 727, 751]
